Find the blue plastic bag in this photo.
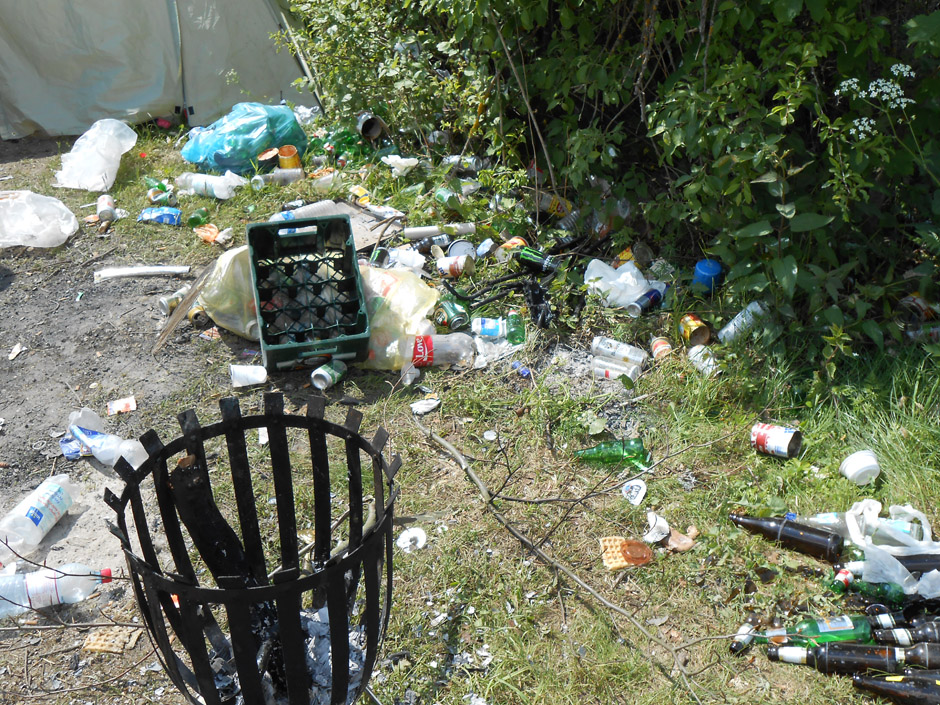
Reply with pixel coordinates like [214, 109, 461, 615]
[181, 103, 308, 174]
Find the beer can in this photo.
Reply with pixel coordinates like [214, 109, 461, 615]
[650, 336, 673, 360]
[158, 285, 192, 316]
[187, 305, 211, 329]
[147, 188, 178, 207]
[687, 344, 720, 377]
[590, 336, 649, 368]
[590, 357, 641, 383]
[447, 239, 477, 259]
[750, 422, 802, 459]
[436, 254, 475, 278]
[717, 301, 768, 344]
[433, 300, 469, 330]
[679, 313, 710, 346]
[513, 246, 559, 274]
[310, 360, 348, 390]
[96, 194, 116, 222]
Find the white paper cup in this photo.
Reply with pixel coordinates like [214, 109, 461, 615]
[840, 449, 880, 485]
[230, 364, 268, 388]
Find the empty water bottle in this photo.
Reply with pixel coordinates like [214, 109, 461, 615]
[0, 563, 112, 619]
[0, 474, 79, 566]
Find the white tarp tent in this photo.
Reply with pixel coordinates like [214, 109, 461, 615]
[0, 0, 320, 139]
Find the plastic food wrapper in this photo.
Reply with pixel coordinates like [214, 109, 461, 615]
[138, 207, 182, 225]
[54, 119, 138, 191]
[181, 102, 307, 174]
[0, 191, 78, 248]
[196, 246, 259, 341]
[599, 536, 653, 570]
[584, 259, 652, 309]
[360, 265, 439, 370]
[381, 155, 420, 177]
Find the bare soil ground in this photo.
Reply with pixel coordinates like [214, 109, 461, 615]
[0, 136, 202, 705]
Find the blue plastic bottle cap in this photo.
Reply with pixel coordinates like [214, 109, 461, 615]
[692, 259, 723, 291]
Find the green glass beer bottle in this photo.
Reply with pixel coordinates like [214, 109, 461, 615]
[574, 439, 651, 471]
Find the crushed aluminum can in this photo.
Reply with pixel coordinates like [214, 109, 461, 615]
[750, 422, 802, 459]
[147, 188, 178, 207]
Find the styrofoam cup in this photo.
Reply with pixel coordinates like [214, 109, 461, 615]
[839, 449, 880, 485]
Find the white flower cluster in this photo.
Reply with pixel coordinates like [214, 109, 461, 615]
[835, 78, 860, 97]
[891, 63, 915, 79]
[849, 117, 877, 139]
[862, 78, 916, 109]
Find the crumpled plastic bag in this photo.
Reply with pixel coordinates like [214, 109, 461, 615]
[54, 119, 138, 191]
[584, 259, 649, 308]
[0, 191, 78, 248]
[196, 246, 259, 340]
[181, 102, 307, 174]
[381, 155, 419, 177]
[845, 499, 940, 597]
[359, 265, 439, 370]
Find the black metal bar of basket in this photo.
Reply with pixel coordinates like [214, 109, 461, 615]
[104, 392, 400, 705]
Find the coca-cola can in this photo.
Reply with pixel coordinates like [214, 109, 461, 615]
[750, 422, 802, 459]
[436, 254, 475, 278]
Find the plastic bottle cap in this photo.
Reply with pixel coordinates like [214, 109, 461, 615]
[100, 568, 113, 583]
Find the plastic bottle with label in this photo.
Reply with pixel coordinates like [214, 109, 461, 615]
[175, 172, 246, 200]
[0, 563, 112, 619]
[398, 333, 475, 385]
[68, 426, 148, 469]
[0, 475, 79, 567]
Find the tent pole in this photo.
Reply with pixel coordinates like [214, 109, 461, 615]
[278, 11, 326, 117]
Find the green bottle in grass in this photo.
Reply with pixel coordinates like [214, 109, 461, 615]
[574, 439, 651, 471]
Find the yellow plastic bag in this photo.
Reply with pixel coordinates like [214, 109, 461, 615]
[360, 265, 439, 369]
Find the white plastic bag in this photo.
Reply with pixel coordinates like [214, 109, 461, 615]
[584, 259, 650, 308]
[54, 119, 138, 191]
[196, 246, 259, 341]
[0, 191, 78, 248]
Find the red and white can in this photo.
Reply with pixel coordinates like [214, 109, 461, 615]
[651, 336, 673, 360]
[750, 422, 803, 459]
[436, 254, 475, 279]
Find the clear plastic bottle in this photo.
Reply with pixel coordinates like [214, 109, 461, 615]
[0, 563, 112, 619]
[68, 426, 148, 469]
[250, 168, 305, 190]
[0, 475, 79, 566]
[471, 317, 507, 339]
[398, 333, 475, 385]
[175, 172, 245, 200]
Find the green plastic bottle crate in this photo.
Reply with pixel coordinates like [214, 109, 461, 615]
[247, 215, 370, 371]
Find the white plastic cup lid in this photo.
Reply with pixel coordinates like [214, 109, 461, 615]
[839, 449, 880, 485]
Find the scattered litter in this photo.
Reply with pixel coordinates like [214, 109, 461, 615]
[396, 527, 428, 553]
[666, 527, 696, 552]
[643, 512, 671, 544]
[0, 190, 79, 248]
[647, 615, 670, 627]
[199, 327, 222, 341]
[258, 427, 269, 446]
[94, 265, 190, 282]
[410, 395, 441, 415]
[54, 119, 138, 191]
[621, 479, 647, 506]
[229, 364, 267, 388]
[8, 343, 25, 361]
[483, 430, 498, 442]
[82, 626, 142, 654]
[106, 396, 137, 415]
[599, 536, 654, 570]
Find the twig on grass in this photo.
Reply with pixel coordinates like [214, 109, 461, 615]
[412, 415, 706, 705]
